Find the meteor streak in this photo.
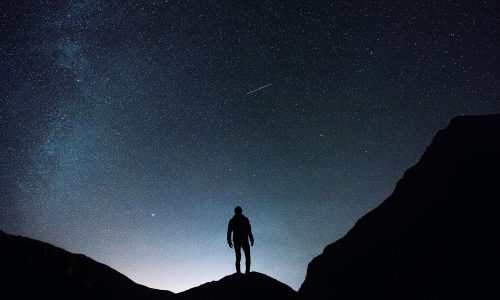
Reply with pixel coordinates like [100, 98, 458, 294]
[246, 83, 273, 95]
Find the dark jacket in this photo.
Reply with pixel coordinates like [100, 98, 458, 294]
[227, 214, 254, 245]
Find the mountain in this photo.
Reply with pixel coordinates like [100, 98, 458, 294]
[4, 114, 499, 299]
[0, 230, 175, 300]
[177, 272, 297, 300]
[0, 229, 297, 299]
[299, 114, 500, 299]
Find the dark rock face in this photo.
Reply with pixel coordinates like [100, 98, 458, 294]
[299, 114, 500, 299]
[0, 230, 175, 300]
[177, 272, 297, 300]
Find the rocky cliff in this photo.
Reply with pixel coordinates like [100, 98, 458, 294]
[299, 114, 500, 299]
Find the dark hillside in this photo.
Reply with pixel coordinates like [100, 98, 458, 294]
[0, 230, 175, 300]
[300, 115, 500, 299]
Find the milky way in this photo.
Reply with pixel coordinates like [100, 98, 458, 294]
[1, 0, 499, 292]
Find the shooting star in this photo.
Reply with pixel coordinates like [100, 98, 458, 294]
[246, 83, 273, 95]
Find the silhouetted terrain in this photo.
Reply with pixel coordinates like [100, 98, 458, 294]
[178, 272, 297, 300]
[2, 114, 499, 300]
[0, 230, 297, 299]
[300, 114, 500, 299]
[0, 230, 175, 300]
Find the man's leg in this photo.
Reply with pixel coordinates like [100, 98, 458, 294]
[234, 244, 242, 274]
[242, 243, 251, 274]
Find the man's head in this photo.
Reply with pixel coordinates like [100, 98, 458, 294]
[234, 206, 243, 215]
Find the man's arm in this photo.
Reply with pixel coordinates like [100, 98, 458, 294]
[227, 219, 233, 248]
[247, 219, 254, 246]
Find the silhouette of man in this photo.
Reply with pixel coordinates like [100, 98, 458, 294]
[227, 206, 254, 274]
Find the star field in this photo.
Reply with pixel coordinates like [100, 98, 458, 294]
[1, 0, 499, 292]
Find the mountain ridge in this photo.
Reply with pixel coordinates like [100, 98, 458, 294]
[0, 229, 297, 299]
[299, 114, 500, 299]
[2, 114, 499, 299]
[0, 229, 175, 299]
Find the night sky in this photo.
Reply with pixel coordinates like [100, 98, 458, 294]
[1, 0, 498, 293]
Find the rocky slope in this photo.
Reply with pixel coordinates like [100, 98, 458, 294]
[0, 229, 297, 299]
[299, 114, 500, 299]
[178, 272, 297, 300]
[0, 230, 175, 300]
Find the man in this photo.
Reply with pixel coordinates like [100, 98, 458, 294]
[227, 206, 254, 274]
